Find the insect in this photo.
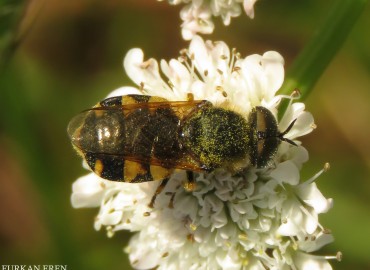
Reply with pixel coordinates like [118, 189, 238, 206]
[68, 94, 296, 206]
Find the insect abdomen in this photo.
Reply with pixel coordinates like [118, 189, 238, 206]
[68, 95, 185, 181]
[124, 106, 183, 167]
[70, 109, 126, 155]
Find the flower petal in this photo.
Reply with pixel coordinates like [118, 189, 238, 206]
[261, 51, 285, 100]
[270, 161, 300, 186]
[294, 252, 333, 270]
[243, 0, 258, 18]
[299, 232, 334, 252]
[123, 48, 145, 86]
[106, 86, 141, 98]
[71, 173, 106, 208]
[296, 182, 333, 213]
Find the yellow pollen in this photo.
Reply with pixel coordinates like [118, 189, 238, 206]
[242, 259, 249, 266]
[238, 233, 248, 241]
[183, 181, 196, 191]
[189, 223, 197, 231]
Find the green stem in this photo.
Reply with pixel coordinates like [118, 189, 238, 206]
[278, 0, 368, 120]
[0, 0, 25, 68]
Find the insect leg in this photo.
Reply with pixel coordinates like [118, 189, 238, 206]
[148, 178, 170, 208]
[187, 92, 194, 101]
[165, 183, 182, 209]
[183, 170, 197, 191]
[168, 192, 176, 209]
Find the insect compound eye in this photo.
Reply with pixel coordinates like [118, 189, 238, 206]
[248, 106, 280, 168]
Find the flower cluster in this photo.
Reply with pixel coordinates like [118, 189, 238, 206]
[161, 0, 258, 39]
[71, 36, 339, 269]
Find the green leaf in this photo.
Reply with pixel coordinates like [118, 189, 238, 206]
[278, 0, 369, 120]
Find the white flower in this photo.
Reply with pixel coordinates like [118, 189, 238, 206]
[71, 36, 339, 269]
[161, 0, 258, 40]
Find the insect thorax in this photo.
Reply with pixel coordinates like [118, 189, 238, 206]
[181, 106, 250, 169]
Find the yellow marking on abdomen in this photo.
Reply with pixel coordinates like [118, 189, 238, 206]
[124, 160, 148, 182]
[94, 159, 104, 176]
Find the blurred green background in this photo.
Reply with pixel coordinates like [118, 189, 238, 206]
[1, 0, 369, 269]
